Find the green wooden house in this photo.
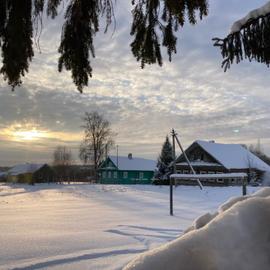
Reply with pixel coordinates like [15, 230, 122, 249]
[99, 154, 156, 184]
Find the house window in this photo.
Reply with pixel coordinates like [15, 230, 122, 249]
[123, 172, 128, 179]
[114, 172, 118, 179]
[108, 171, 111, 178]
[217, 179, 224, 183]
[139, 172, 144, 179]
[102, 172, 106, 178]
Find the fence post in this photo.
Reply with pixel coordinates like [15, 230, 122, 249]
[242, 177, 247, 196]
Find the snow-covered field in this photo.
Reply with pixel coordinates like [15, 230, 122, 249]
[0, 183, 259, 270]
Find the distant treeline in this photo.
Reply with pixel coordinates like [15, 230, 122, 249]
[243, 143, 270, 166]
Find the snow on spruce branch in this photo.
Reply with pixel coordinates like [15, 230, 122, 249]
[230, 1, 270, 34]
[213, 1, 270, 71]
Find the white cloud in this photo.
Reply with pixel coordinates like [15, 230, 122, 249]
[0, 0, 270, 165]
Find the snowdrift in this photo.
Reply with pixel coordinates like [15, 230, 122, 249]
[124, 188, 270, 270]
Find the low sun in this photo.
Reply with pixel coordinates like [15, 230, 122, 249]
[4, 123, 48, 142]
[14, 129, 43, 141]
[3, 122, 79, 143]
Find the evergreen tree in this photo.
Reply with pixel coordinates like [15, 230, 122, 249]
[2, 1, 269, 92]
[158, 135, 173, 165]
[156, 136, 174, 179]
[249, 143, 270, 166]
[0, 0, 208, 92]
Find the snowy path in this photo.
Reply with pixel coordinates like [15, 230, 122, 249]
[0, 184, 259, 270]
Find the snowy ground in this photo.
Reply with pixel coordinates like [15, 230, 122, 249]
[0, 183, 259, 270]
[125, 187, 270, 270]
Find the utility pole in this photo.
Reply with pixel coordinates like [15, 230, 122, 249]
[242, 177, 247, 196]
[105, 144, 108, 160]
[174, 133, 203, 190]
[171, 129, 176, 216]
[116, 145, 119, 168]
[103, 144, 108, 184]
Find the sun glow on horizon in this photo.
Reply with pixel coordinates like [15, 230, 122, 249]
[13, 129, 46, 141]
[1, 123, 49, 142]
[0, 122, 82, 143]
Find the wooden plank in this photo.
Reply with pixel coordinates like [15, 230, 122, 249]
[170, 173, 247, 180]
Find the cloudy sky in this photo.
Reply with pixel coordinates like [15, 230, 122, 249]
[1, 0, 270, 166]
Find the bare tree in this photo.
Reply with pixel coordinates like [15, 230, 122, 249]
[53, 145, 73, 182]
[80, 111, 115, 180]
[249, 142, 270, 166]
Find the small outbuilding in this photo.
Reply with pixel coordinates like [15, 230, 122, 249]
[175, 140, 270, 186]
[7, 163, 54, 184]
[99, 154, 156, 184]
[0, 171, 7, 181]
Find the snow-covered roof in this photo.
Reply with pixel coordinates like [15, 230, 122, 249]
[108, 156, 156, 171]
[195, 140, 270, 171]
[8, 163, 46, 176]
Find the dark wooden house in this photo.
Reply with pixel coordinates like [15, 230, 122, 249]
[175, 140, 270, 186]
[7, 163, 54, 184]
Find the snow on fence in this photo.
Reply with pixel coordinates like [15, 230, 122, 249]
[170, 173, 247, 181]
